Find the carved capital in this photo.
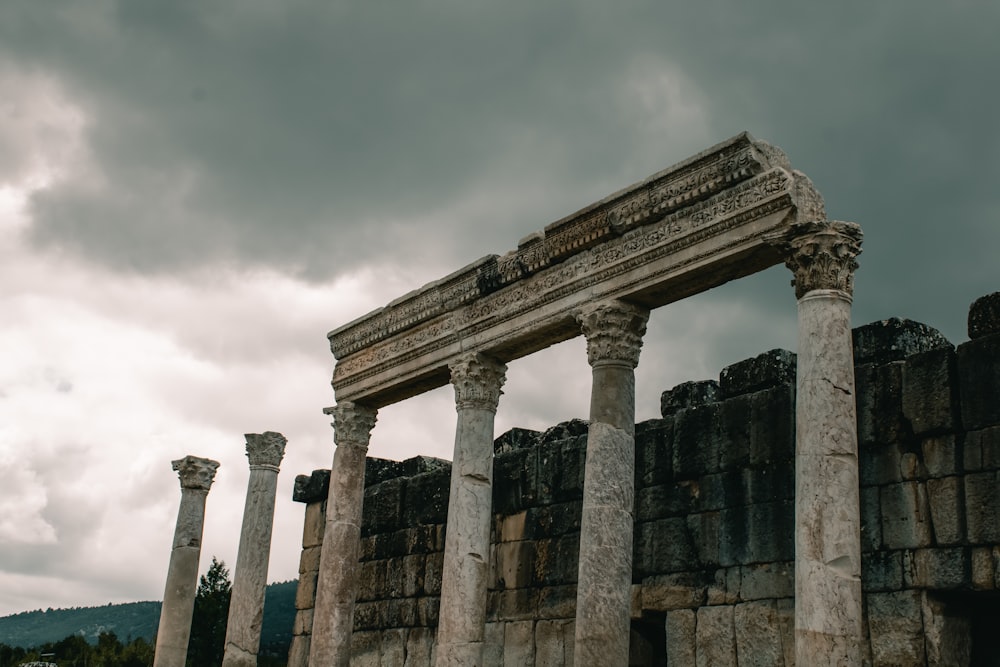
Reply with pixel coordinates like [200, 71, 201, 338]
[245, 431, 287, 471]
[782, 221, 863, 299]
[449, 352, 507, 412]
[172, 455, 220, 491]
[325, 402, 377, 449]
[577, 301, 649, 368]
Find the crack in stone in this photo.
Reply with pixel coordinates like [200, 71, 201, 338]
[822, 377, 852, 396]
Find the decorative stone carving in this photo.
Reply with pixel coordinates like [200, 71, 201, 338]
[172, 455, 219, 491]
[449, 353, 507, 412]
[328, 402, 378, 447]
[245, 431, 287, 471]
[781, 220, 863, 299]
[577, 301, 649, 368]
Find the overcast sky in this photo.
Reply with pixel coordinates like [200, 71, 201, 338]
[1, 1, 998, 619]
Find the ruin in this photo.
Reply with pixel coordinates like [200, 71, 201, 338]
[304, 133, 871, 665]
[289, 291, 1000, 666]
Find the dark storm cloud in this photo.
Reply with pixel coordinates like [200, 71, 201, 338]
[2, 0, 998, 330]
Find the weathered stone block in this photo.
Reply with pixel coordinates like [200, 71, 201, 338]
[404, 627, 434, 667]
[745, 501, 793, 564]
[353, 601, 383, 631]
[533, 533, 580, 586]
[525, 501, 581, 538]
[381, 628, 407, 665]
[496, 540, 534, 590]
[957, 335, 1000, 430]
[662, 610, 694, 666]
[921, 435, 960, 478]
[636, 481, 698, 521]
[686, 511, 720, 567]
[539, 418, 589, 444]
[504, 620, 535, 666]
[362, 476, 405, 535]
[402, 554, 426, 597]
[718, 394, 752, 471]
[673, 403, 723, 478]
[971, 547, 995, 590]
[294, 570, 318, 610]
[301, 500, 326, 548]
[968, 291, 1000, 339]
[739, 561, 793, 601]
[401, 468, 451, 526]
[494, 446, 538, 514]
[855, 362, 907, 448]
[903, 548, 968, 589]
[357, 559, 386, 601]
[640, 572, 707, 611]
[860, 485, 882, 552]
[635, 418, 674, 487]
[350, 630, 381, 667]
[860, 440, 904, 487]
[965, 470, 1000, 543]
[634, 518, 698, 576]
[494, 427, 542, 454]
[734, 600, 785, 667]
[852, 318, 951, 366]
[537, 584, 576, 619]
[743, 464, 794, 506]
[696, 605, 736, 667]
[749, 384, 795, 464]
[483, 622, 503, 667]
[661, 379, 719, 417]
[492, 588, 538, 621]
[718, 505, 750, 566]
[926, 476, 965, 545]
[292, 608, 313, 635]
[298, 544, 321, 575]
[698, 470, 742, 511]
[706, 567, 740, 605]
[424, 552, 443, 595]
[286, 636, 310, 667]
[880, 482, 933, 549]
[921, 593, 972, 667]
[964, 426, 1000, 472]
[862, 550, 904, 592]
[497, 511, 527, 543]
[417, 596, 439, 626]
[535, 619, 574, 667]
[719, 348, 796, 398]
[867, 590, 925, 666]
[536, 438, 587, 505]
[293, 469, 330, 504]
[902, 346, 958, 436]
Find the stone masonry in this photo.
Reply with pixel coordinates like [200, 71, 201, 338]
[292, 291, 1000, 666]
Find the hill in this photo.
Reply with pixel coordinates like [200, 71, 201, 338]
[0, 580, 297, 653]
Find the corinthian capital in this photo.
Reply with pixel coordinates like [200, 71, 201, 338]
[449, 352, 507, 412]
[172, 455, 220, 491]
[245, 431, 287, 470]
[782, 221, 863, 299]
[577, 301, 649, 368]
[325, 402, 378, 448]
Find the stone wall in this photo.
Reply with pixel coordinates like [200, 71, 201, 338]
[291, 291, 1000, 666]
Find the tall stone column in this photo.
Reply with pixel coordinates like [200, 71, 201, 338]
[782, 220, 864, 665]
[222, 432, 287, 667]
[573, 300, 649, 666]
[154, 455, 220, 667]
[435, 352, 507, 667]
[308, 401, 377, 667]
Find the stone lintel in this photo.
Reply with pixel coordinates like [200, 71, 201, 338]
[330, 134, 824, 406]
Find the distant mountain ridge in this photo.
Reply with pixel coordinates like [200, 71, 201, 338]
[0, 580, 297, 652]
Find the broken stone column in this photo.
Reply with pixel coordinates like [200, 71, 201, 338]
[435, 353, 507, 667]
[154, 455, 220, 667]
[222, 432, 287, 667]
[573, 300, 649, 666]
[287, 470, 331, 667]
[309, 402, 378, 667]
[782, 220, 864, 665]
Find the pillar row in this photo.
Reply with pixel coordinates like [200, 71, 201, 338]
[573, 300, 649, 666]
[309, 402, 377, 667]
[782, 220, 864, 665]
[154, 455, 220, 667]
[435, 352, 507, 667]
[223, 432, 287, 667]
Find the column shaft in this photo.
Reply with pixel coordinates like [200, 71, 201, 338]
[309, 403, 377, 667]
[435, 353, 506, 667]
[573, 301, 648, 666]
[223, 432, 287, 667]
[783, 220, 864, 665]
[154, 456, 220, 667]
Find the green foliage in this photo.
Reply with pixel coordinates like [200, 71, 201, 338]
[185, 557, 232, 667]
[0, 602, 161, 651]
[0, 632, 154, 667]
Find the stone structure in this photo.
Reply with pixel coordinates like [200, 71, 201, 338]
[154, 455, 220, 667]
[313, 132, 863, 663]
[223, 432, 287, 667]
[287, 469, 331, 667]
[293, 290, 1000, 665]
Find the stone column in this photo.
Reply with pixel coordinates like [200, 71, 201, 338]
[573, 300, 649, 666]
[222, 432, 287, 667]
[781, 220, 864, 665]
[308, 402, 377, 667]
[154, 455, 220, 667]
[435, 352, 507, 667]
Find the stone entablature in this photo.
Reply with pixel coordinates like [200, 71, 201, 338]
[328, 132, 824, 406]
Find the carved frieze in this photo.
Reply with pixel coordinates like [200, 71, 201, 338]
[325, 402, 378, 448]
[245, 431, 287, 471]
[577, 301, 649, 368]
[449, 353, 507, 412]
[172, 455, 220, 491]
[781, 221, 863, 299]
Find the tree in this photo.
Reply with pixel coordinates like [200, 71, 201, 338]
[186, 557, 231, 667]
